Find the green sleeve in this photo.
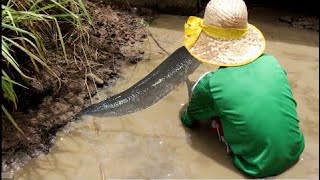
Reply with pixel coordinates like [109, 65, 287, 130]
[181, 73, 216, 128]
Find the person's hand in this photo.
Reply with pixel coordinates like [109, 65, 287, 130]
[179, 103, 199, 128]
[179, 103, 188, 118]
[186, 78, 196, 99]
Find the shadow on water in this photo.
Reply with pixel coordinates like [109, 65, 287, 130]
[183, 120, 250, 178]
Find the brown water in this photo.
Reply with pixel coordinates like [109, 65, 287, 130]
[14, 10, 319, 180]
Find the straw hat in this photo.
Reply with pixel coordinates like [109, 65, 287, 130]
[184, 0, 266, 66]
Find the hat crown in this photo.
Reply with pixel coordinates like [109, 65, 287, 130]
[203, 0, 248, 28]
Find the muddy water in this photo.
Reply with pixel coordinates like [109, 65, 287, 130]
[14, 9, 319, 180]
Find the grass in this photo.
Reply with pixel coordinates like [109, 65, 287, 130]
[1, 0, 93, 134]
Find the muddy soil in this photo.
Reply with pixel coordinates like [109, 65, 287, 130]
[2, 0, 155, 171]
[279, 16, 319, 31]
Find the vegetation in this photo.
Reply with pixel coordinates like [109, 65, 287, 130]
[1, 0, 93, 133]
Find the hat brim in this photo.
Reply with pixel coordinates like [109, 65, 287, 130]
[186, 24, 266, 66]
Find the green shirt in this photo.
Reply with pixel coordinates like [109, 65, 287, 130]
[181, 54, 305, 178]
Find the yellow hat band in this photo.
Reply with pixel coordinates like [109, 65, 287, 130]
[184, 16, 248, 49]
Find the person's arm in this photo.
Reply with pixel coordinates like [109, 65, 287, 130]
[181, 73, 216, 128]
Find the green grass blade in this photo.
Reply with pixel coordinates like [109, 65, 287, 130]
[3, 9, 17, 29]
[1, 71, 17, 107]
[2, 23, 39, 41]
[3, 36, 60, 82]
[2, 39, 32, 79]
[50, 0, 79, 19]
[76, 0, 93, 26]
[51, 14, 80, 18]
[53, 18, 68, 62]
[12, 37, 42, 71]
[1, 105, 25, 136]
[2, 70, 28, 89]
[3, 36, 52, 72]
[29, 0, 45, 11]
[6, 0, 12, 6]
[15, 11, 47, 21]
[12, 37, 44, 58]
[2, 79, 17, 104]
[32, 3, 57, 13]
